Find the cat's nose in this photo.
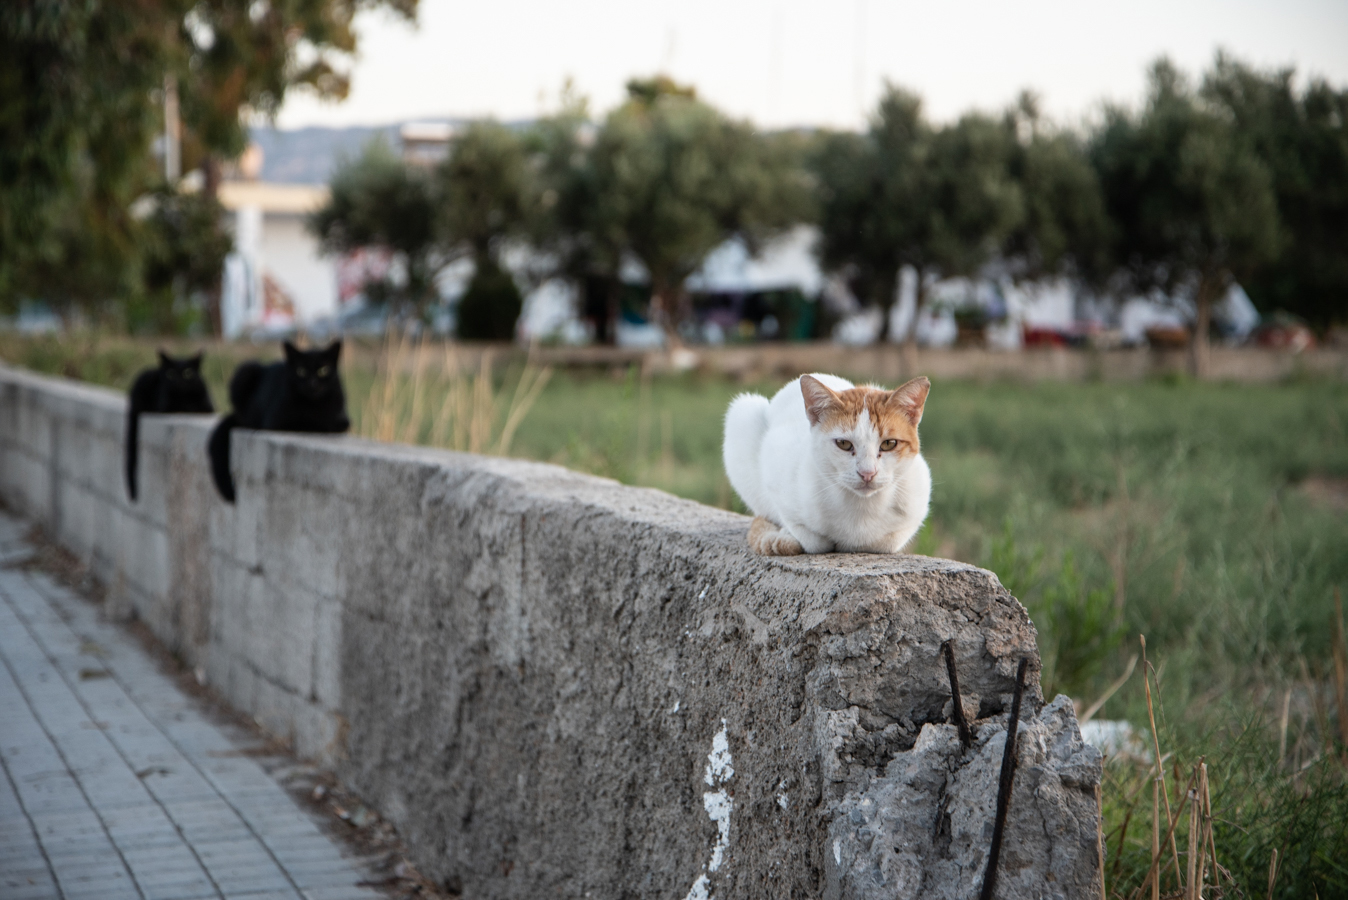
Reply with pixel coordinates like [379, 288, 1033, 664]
[858, 469, 876, 484]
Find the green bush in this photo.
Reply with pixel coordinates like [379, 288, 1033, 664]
[455, 259, 522, 341]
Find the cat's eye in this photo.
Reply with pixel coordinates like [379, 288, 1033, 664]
[880, 439, 899, 452]
[184, 370, 196, 379]
[317, 366, 330, 377]
[296, 367, 307, 377]
[834, 439, 853, 452]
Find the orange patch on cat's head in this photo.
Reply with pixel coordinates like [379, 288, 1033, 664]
[800, 375, 930, 451]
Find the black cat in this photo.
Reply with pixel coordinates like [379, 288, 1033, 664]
[125, 351, 214, 501]
[208, 341, 350, 503]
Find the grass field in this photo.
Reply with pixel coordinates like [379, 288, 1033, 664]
[3, 332, 1346, 897]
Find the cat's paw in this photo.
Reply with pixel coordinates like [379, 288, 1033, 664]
[748, 516, 805, 556]
[766, 534, 804, 555]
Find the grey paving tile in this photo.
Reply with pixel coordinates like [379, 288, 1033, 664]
[298, 886, 384, 900]
[0, 863, 54, 883]
[120, 840, 207, 872]
[42, 844, 125, 866]
[193, 838, 276, 865]
[286, 863, 376, 890]
[63, 887, 141, 900]
[0, 523, 384, 900]
[213, 872, 297, 896]
[142, 888, 217, 900]
[0, 846, 47, 870]
[0, 880, 64, 900]
[142, 887, 218, 900]
[51, 860, 137, 890]
[269, 845, 348, 869]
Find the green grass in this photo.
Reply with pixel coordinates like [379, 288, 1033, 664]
[4, 333, 1346, 897]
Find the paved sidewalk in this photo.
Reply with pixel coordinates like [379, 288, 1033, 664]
[0, 513, 385, 900]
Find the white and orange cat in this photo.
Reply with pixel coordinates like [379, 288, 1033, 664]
[723, 373, 931, 556]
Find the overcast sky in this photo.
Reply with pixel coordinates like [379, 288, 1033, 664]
[274, 0, 1348, 132]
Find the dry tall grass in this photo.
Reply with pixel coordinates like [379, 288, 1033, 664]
[354, 333, 552, 456]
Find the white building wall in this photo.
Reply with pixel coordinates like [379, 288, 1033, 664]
[262, 214, 338, 323]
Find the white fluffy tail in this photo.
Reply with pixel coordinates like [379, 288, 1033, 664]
[722, 392, 771, 515]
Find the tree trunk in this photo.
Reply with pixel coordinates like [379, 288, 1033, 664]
[900, 268, 925, 377]
[203, 157, 224, 337]
[409, 254, 435, 323]
[876, 271, 898, 343]
[1189, 272, 1219, 379]
[604, 277, 620, 346]
[649, 276, 684, 348]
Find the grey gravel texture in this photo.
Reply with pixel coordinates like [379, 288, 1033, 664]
[0, 364, 1103, 899]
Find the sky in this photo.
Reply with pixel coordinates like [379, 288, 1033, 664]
[274, 0, 1348, 132]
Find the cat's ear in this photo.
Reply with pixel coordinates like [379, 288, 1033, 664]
[157, 349, 170, 366]
[800, 375, 841, 427]
[884, 376, 930, 426]
[190, 351, 203, 366]
[325, 339, 342, 361]
[283, 341, 300, 362]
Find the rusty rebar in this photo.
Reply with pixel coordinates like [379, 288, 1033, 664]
[980, 656, 1028, 900]
[942, 640, 973, 749]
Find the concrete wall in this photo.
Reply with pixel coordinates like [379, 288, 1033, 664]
[0, 364, 1103, 899]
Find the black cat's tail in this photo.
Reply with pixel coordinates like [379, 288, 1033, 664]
[125, 396, 141, 502]
[125, 373, 153, 502]
[208, 413, 240, 503]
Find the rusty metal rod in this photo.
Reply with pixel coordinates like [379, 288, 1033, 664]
[942, 640, 973, 749]
[980, 656, 1029, 900]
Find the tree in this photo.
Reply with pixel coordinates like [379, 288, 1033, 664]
[814, 85, 1022, 344]
[310, 138, 441, 320]
[585, 77, 809, 342]
[1092, 59, 1281, 375]
[1202, 53, 1348, 331]
[134, 186, 233, 333]
[178, 0, 417, 333]
[174, 0, 417, 180]
[438, 122, 532, 266]
[529, 89, 628, 343]
[1001, 92, 1112, 285]
[437, 122, 533, 340]
[312, 123, 535, 337]
[0, 0, 417, 331]
[0, 2, 174, 317]
[922, 111, 1024, 306]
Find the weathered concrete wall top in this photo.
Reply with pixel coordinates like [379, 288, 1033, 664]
[0, 363, 1102, 899]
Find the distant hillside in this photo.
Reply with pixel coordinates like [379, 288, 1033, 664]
[248, 125, 403, 184]
[248, 118, 533, 185]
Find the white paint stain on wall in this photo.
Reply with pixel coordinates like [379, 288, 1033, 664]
[704, 723, 734, 785]
[684, 719, 734, 900]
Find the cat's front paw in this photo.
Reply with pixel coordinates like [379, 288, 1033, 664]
[748, 516, 804, 556]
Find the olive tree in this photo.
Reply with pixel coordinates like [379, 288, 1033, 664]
[1092, 59, 1281, 375]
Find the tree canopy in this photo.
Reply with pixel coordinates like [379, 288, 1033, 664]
[5, 31, 1347, 342]
[813, 86, 1025, 342]
[1001, 93, 1111, 285]
[1200, 53, 1348, 331]
[310, 123, 535, 333]
[0, 0, 416, 327]
[581, 78, 810, 339]
[1092, 59, 1281, 373]
[310, 138, 441, 319]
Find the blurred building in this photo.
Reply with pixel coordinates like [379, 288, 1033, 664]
[400, 122, 455, 167]
[218, 175, 335, 338]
